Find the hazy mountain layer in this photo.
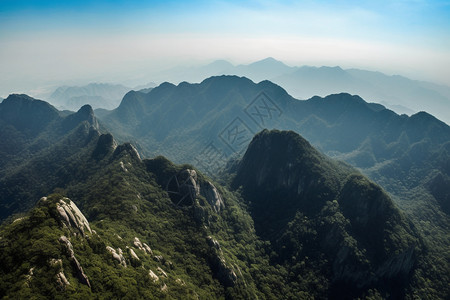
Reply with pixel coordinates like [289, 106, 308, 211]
[151, 58, 450, 124]
[47, 82, 156, 112]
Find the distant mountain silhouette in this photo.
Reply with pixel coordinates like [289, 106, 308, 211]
[148, 58, 450, 124]
[48, 83, 133, 111]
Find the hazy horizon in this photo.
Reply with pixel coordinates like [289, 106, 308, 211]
[1, 0, 450, 99]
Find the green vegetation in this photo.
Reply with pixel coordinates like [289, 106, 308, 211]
[0, 89, 449, 299]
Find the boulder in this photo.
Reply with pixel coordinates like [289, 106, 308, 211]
[48, 258, 63, 268]
[129, 248, 140, 261]
[119, 161, 128, 172]
[143, 243, 153, 255]
[154, 255, 165, 264]
[160, 283, 168, 292]
[133, 237, 144, 251]
[56, 271, 70, 291]
[148, 269, 159, 282]
[106, 246, 127, 267]
[157, 266, 168, 278]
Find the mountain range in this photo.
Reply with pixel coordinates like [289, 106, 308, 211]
[0, 97, 429, 297]
[147, 58, 450, 124]
[97, 76, 450, 218]
[34, 58, 450, 125]
[0, 76, 449, 298]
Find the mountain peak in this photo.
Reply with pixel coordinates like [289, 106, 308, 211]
[4, 93, 36, 103]
[92, 133, 117, 160]
[113, 143, 141, 161]
[206, 59, 234, 69]
[0, 94, 60, 134]
[233, 129, 327, 194]
[61, 104, 98, 132]
[77, 104, 94, 116]
[249, 57, 288, 68]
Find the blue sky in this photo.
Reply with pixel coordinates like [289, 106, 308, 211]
[1, 0, 449, 95]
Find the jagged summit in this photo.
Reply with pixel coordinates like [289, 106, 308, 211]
[77, 104, 94, 116]
[61, 103, 99, 131]
[113, 143, 141, 160]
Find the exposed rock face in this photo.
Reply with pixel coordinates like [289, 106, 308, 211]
[207, 236, 221, 250]
[92, 133, 117, 160]
[56, 271, 70, 291]
[59, 236, 91, 287]
[128, 247, 141, 266]
[24, 267, 34, 287]
[113, 143, 141, 160]
[202, 181, 225, 213]
[106, 246, 127, 267]
[153, 255, 165, 264]
[133, 237, 153, 255]
[206, 236, 237, 287]
[49, 258, 63, 268]
[129, 248, 140, 261]
[160, 283, 168, 292]
[62, 104, 99, 132]
[157, 266, 168, 278]
[133, 237, 144, 251]
[143, 243, 153, 255]
[148, 269, 159, 282]
[119, 161, 128, 172]
[193, 204, 208, 224]
[56, 198, 92, 235]
[179, 169, 200, 201]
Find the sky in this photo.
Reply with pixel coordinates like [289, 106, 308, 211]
[0, 0, 450, 97]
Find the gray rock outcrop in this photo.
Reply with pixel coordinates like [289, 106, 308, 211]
[143, 243, 153, 255]
[206, 236, 237, 287]
[157, 266, 168, 278]
[179, 169, 200, 201]
[129, 248, 140, 261]
[106, 246, 127, 267]
[132, 237, 153, 255]
[148, 269, 159, 282]
[56, 198, 92, 235]
[202, 181, 225, 213]
[59, 236, 91, 287]
[56, 271, 70, 291]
